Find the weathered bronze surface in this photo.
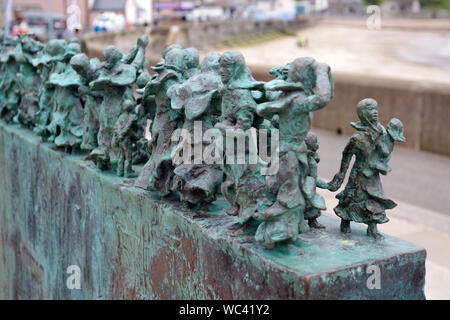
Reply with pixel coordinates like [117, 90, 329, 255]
[0, 34, 421, 299]
[0, 121, 425, 299]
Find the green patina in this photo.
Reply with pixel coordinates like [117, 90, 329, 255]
[0, 33, 423, 299]
[322, 99, 406, 239]
[0, 121, 425, 299]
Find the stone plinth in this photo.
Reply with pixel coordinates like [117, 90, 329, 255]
[0, 121, 426, 299]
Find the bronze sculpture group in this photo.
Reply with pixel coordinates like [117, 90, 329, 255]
[0, 32, 405, 246]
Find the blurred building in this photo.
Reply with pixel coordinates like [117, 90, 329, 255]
[381, 0, 421, 16]
[328, 0, 365, 15]
[229, 0, 327, 20]
[309, 0, 329, 12]
[2, 0, 153, 32]
[248, 0, 328, 13]
[91, 0, 152, 26]
[153, 0, 195, 22]
[7, 0, 90, 28]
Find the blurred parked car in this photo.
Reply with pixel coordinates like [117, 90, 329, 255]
[186, 6, 228, 22]
[93, 12, 126, 32]
[272, 11, 296, 21]
[241, 6, 270, 21]
[14, 12, 66, 41]
[238, 5, 297, 22]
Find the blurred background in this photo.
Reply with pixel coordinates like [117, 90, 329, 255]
[1, 0, 449, 299]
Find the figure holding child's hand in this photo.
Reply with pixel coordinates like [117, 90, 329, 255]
[322, 98, 405, 239]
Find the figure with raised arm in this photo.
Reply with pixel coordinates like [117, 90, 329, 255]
[87, 46, 137, 170]
[250, 57, 333, 246]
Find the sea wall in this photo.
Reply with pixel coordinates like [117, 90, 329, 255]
[252, 66, 450, 156]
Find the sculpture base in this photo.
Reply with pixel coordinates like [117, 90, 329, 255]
[0, 121, 426, 299]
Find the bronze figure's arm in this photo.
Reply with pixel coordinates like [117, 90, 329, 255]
[264, 80, 303, 92]
[327, 140, 354, 191]
[303, 62, 334, 113]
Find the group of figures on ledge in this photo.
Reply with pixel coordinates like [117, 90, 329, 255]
[0, 32, 405, 247]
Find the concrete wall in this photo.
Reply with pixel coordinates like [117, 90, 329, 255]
[173, 18, 309, 48]
[251, 66, 450, 156]
[84, 18, 310, 59]
[316, 75, 450, 155]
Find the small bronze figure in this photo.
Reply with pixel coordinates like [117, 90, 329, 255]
[135, 45, 192, 193]
[323, 99, 405, 239]
[0, 36, 20, 122]
[31, 39, 67, 137]
[13, 34, 44, 127]
[168, 52, 224, 206]
[70, 53, 102, 151]
[87, 46, 137, 170]
[45, 42, 84, 149]
[216, 51, 264, 217]
[250, 58, 333, 246]
[304, 132, 327, 229]
[112, 100, 139, 178]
